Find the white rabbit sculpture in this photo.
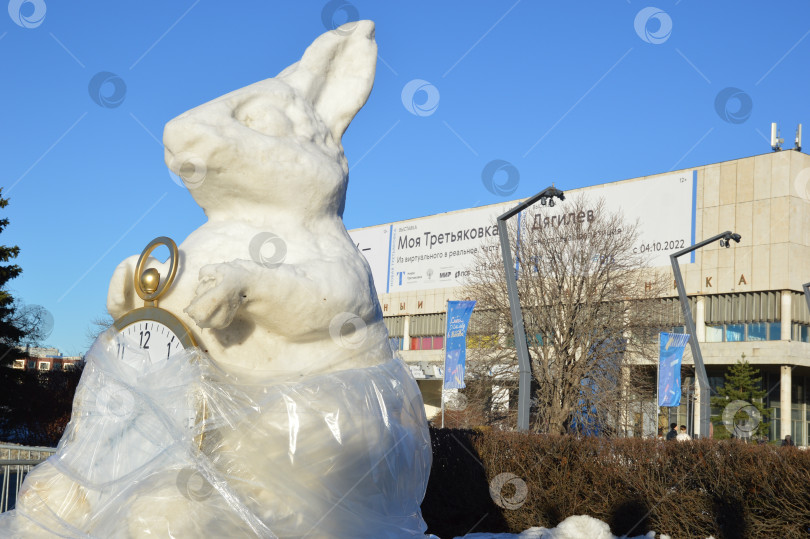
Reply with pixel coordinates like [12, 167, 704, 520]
[1, 21, 432, 538]
[108, 19, 389, 378]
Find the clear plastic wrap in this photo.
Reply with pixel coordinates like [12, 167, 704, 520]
[0, 330, 432, 538]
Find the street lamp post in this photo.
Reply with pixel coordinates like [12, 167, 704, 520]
[670, 230, 741, 438]
[803, 282, 810, 312]
[496, 186, 565, 431]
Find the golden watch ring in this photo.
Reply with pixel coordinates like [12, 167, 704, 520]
[134, 236, 179, 304]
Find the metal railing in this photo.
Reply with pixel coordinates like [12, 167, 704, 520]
[1, 443, 56, 513]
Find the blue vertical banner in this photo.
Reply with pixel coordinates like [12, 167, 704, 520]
[444, 300, 476, 389]
[658, 332, 690, 407]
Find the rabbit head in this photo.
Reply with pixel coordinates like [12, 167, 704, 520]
[163, 21, 377, 221]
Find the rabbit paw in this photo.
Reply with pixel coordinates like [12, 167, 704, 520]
[184, 263, 249, 329]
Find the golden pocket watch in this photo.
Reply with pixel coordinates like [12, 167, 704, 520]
[112, 236, 205, 445]
[113, 236, 196, 360]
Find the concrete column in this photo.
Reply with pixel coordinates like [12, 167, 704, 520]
[781, 291, 792, 341]
[692, 297, 706, 438]
[781, 365, 792, 440]
[620, 365, 631, 436]
[402, 315, 411, 351]
[695, 296, 706, 343]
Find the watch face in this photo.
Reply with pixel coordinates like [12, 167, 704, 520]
[115, 320, 186, 368]
[113, 314, 201, 434]
[113, 307, 196, 369]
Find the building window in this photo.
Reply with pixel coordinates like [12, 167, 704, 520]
[410, 336, 444, 350]
[708, 376, 725, 393]
[52, 362, 62, 371]
[792, 379, 805, 404]
[705, 325, 723, 342]
[389, 337, 404, 351]
[747, 322, 768, 341]
[38, 362, 50, 371]
[12, 360, 24, 369]
[793, 324, 809, 343]
[725, 324, 744, 342]
[706, 322, 782, 342]
[28, 360, 35, 369]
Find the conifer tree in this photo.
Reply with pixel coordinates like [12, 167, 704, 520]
[0, 188, 25, 365]
[711, 357, 770, 439]
[0, 190, 80, 445]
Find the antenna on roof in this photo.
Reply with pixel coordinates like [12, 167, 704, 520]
[771, 122, 783, 151]
[795, 124, 802, 151]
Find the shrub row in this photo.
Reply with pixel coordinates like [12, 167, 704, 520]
[0, 367, 83, 447]
[421, 428, 810, 538]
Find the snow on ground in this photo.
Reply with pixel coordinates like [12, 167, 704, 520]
[457, 514, 716, 539]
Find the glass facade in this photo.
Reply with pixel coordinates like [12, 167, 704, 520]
[704, 322, 781, 342]
[793, 407, 804, 443]
[383, 289, 810, 444]
[747, 322, 768, 341]
[760, 372, 810, 446]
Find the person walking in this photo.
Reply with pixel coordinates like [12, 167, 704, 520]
[665, 422, 678, 441]
[781, 434, 795, 447]
[676, 425, 691, 441]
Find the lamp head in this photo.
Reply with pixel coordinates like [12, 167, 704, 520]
[720, 232, 742, 248]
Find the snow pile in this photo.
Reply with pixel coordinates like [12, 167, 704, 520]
[458, 514, 717, 539]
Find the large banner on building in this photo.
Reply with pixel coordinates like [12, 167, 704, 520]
[658, 332, 691, 407]
[349, 224, 391, 294]
[349, 171, 697, 294]
[444, 300, 476, 390]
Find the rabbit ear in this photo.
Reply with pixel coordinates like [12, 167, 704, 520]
[279, 20, 377, 140]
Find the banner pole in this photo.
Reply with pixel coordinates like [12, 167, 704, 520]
[441, 299, 448, 429]
[656, 332, 660, 432]
[441, 390, 445, 428]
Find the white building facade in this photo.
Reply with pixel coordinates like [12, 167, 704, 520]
[349, 149, 810, 442]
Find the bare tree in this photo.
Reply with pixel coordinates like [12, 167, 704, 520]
[463, 196, 667, 435]
[85, 311, 114, 348]
[5, 301, 54, 347]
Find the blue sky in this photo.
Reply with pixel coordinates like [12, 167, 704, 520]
[2, 1, 808, 355]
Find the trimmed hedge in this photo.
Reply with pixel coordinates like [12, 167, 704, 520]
[421, 428, 810, 538]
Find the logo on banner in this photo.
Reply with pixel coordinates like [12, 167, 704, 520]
[658, 332, 690, 407]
